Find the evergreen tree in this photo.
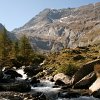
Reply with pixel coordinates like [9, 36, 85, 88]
[10, 41, 19, 59]
[19, 35, 33, 65]
[0, 27, 12, 68]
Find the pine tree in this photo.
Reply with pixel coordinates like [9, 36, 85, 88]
[19, 35, 33, 65]
[10, 41, 19, 59]
[0, 27, 12, 68]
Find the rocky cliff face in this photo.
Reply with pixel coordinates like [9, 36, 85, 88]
[13, 2, 100, 52]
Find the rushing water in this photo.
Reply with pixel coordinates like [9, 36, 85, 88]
[31, 80, 61, 100]
[31, 80, 100, 100]
[16, 68, 27, 80]
[13, 68, 100, 100]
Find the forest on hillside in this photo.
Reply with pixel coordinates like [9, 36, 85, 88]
[0, 27, 45, 70]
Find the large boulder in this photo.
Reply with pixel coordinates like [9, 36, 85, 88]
[24, 66, 43, 77]
[73, 72, 97, 89]
[54, 73, 71, 84]
[0, 82, 31, 92]
[71, 59, 100, 85]
[4, 69, 22, 79]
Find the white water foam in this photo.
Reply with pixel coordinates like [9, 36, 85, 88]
[16, 68, 27, 80]
[31, 80, 61, 100]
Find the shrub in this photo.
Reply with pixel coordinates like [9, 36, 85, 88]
[57, 63, 78, 76]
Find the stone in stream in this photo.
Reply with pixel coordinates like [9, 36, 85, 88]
[53, 73, 71, 85]
[4, 69, 22, 79]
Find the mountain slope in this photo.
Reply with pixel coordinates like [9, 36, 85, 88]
[0, 23, 16, 41]
[13, 2, 100, 52]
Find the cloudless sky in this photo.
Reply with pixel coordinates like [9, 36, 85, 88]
[0, 0, 100, 31]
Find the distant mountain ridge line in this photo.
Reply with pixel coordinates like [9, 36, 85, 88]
[0, 2, 100, 52]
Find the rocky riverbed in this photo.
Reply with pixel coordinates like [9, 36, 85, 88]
[0, 59, 100, 100]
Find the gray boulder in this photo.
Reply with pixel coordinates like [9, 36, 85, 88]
[71, 59, 100, 85]
[73, 72, 97, 89]
[54, 73, 71, 84]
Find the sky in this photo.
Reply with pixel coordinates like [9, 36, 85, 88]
[0, 0, 100, 31]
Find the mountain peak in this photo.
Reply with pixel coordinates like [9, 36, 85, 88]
[12, 2, 100, 52]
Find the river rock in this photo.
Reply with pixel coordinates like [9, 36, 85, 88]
[24, 66, 43, 77]
[30, 76, 40, 84]
[71, 59, 100, 85]
[54, 73, 71, 84]
[0, 82, 31, 92]
[73, 72, 97, 89]
[4, 69, 22, 79]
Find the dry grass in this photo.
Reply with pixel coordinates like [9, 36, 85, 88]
[44, 45, 100, 76]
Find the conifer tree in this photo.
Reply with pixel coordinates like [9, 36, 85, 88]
[19, 35, 33, 65]
[11, 41, 19, 59]
[0, 27, 12, 67]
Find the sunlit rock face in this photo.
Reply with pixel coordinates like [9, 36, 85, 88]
[89, 77, 100, 92]
[89, 64, 100, 92]
[12, 2, 100, 52]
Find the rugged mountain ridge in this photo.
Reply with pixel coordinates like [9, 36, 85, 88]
[0, 23, 16, 40]
[13, 2, 100, 52]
